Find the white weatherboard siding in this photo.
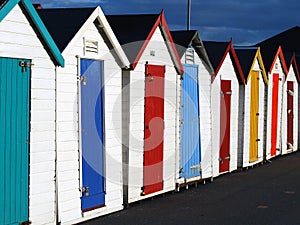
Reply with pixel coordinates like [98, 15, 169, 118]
[240, 60, 265, 167]
[281, 68, 298, 155]
[265, 57, 285, 160]
[0, 5, 57, 225]
[211, 53, 239, 178]
[126, 26, 178, 203]
[56, 19, 123, 224]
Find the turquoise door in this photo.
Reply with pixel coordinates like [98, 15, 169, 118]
[80, 59, 105, 211]
[180, 64, 201, 179]
[0, 57, 30, 224]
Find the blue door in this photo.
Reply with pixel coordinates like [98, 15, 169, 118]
[80, 59, 105, 211]
[0, 57, 30, 224]
[180, 64, 201, 179]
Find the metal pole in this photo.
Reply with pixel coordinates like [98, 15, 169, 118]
[187, 0, 191, 30]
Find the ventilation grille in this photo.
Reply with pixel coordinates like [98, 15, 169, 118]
[185, 47, 195, 64]
[84, 38, 98, 54]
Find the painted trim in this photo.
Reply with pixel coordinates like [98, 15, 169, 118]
[0, 0, 18, 22]
[287, 53, 300, 83]
[63, 7, 129, 68]
[22, 0, 64, 66]
[131, 11, 184, 75]
[246, 47, 268, 85]
[212, 40, 245, 84]
[269, 46, 288, 75]
[0, 0, 64, 66]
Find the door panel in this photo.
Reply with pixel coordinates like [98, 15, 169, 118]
[180, 64, 201, 179]
[249, 71, 259, 162]
[0, 58, 30, 224]
[271, 74, 279, 156]
[287, 81, 294, 149]
[80, 59, 105, 211]
[219, 80, 231, 173]
[143, 64, 165, 195]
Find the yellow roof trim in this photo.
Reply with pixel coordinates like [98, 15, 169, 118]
[247, 47, 268, 85]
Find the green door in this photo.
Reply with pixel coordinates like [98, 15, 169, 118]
[0, 57, 30, 224]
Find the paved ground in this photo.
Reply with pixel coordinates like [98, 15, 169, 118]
[79, 151, 300, 225]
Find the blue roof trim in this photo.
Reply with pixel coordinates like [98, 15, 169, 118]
[22, 0, 64, 66]
[0, 0, 18, 22]
[0, 0, 64, 67]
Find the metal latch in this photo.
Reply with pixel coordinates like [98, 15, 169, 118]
[19, 61, 34, 72]
[81, 186, 89, 197]
[287, 90, 294, 96]
[224, 155, 230, 160]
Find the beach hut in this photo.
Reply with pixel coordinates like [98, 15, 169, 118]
[235, 47, 268, 168]
[106, 11, 184, 204]
[170, 30, 214, 187]
[38, 7, 129, 223]
[258, 46, 288, 160]
[0, 0, 64, 224]
[255, 27, 299, 158]
[203, 40, 245, 177]
[281, 52, 299, 154]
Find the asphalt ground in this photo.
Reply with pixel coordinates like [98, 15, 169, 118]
[79, 151, 300, 225]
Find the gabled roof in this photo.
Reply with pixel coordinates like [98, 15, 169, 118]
[37, 7, 129, 67]
[106, 11, 184, 74]
[286, 53, 300, 83]
[235, 47, 268, 84]
[203, 40, 245, 84]
[256, 26, 300, 53]
[171, 30, 214, 73]
[260, 45, 288, 75]
[38, 8, 94, 52]
[0, 0, 64, 66]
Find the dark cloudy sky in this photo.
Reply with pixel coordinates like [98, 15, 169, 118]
[31, 0, 300, 45]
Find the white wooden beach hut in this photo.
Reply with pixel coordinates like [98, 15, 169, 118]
[106, 11, 184, 204]
[203, 40, 245, 178]
[281, 52, 299, 155]
[171, 30, 214, 187]
[235, 47, 268, 168]
[0, 0, 64, 224]
[259, 46, 288, 160]
[38, 6, 129, 224]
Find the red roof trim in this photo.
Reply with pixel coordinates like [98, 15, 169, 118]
[269, 46, 288, 75]
[131, 11, 184, 74]
[288, 53, 300, 83]
[212, 39, 245, 84]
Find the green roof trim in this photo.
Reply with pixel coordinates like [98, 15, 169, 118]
[0, 0, 64, 67]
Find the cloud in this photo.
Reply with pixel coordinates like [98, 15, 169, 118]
[31, 0, 300, 45]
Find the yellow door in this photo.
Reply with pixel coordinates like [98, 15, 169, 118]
[249, 71, 259, 162]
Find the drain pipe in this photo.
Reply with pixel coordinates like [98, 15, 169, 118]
[54, 66, 60, 224]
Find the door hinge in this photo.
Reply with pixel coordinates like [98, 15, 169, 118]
[80, 76, 87, 86]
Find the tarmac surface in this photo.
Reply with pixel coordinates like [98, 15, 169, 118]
[79, 151, 300, 225]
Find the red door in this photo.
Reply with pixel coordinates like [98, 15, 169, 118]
[219, 80, 231, 173]
[287, 81, 294, 149]
[271, 74, 279, 156]
[143, 64, 165, 195]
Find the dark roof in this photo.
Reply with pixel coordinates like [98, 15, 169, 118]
[37, 8, 95, 51]
[284, 51, 294, 67]
[235, 48, 257, 80]
[0, 0, 7, 9]
[171, 30, 198, 58]
[256, 26, 300, 53]
[106, 14, 159, 64]
[171, 30, 214, 73]
[255, 26, 300, 71]
[202, 41, 229, 71]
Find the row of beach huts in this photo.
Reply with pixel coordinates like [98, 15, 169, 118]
[1, 0, 300, 224]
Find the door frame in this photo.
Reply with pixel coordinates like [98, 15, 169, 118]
[287, 81, 294, 150]
[0, 57, 31, 224]
[180, 64, 201, 179]
[219, 79, 231, 173]
[77, 57, 106, 211]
